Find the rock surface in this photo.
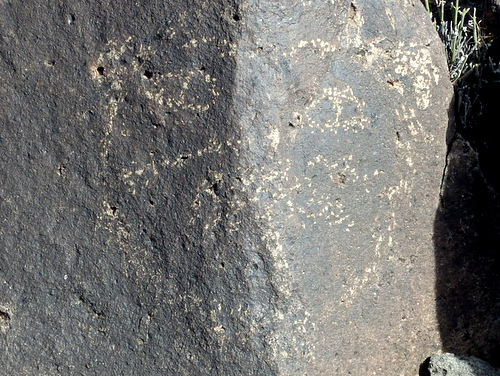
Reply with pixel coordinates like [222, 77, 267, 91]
[424, 353, 500, 376]
[235, 0, 452, 374]
[0, 0, 452, 374]
[0, 1, 263, 374]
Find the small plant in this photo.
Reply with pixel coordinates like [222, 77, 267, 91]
[425, 0, 485, 84]
[425, 0, 500, 189]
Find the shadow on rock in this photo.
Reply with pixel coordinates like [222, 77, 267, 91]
[433, 96, 500, 366]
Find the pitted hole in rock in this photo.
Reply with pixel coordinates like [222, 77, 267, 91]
[143, 70, 153, 79]
[96, 66, 105, 76]
[57, 164, 66, 176]
[106, 203, 118, 217]
[79, 295, 105, 318]
[220, 262, 225, 268]
[338, 173, 346, 185]
[0, 309, 11, 331]
[211, 182, 220, 195]
[289, 114, 302, 127]
[233, 13, 240, 21]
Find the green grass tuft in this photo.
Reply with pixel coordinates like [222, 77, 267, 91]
[425, 0, 486, 84]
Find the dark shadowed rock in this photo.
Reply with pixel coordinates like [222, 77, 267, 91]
[424, 353, 500, 376]
[428, 0, 500, 367]
[434, 121, 500, 365]
[0, 1, 271, 374]
[0, 0, 452, 374]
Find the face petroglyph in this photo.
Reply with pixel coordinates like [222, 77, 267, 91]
[88, 32, 234, 232]
[89, 35, 221, 134]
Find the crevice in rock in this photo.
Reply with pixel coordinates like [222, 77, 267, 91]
[426, 0, 500, 367]
[0, 308, 11, 331]
[419, 356, 432, 376]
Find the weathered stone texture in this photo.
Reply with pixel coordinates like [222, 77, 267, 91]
[0, 0, 452, 375]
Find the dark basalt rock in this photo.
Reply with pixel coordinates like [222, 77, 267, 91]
[0, 1, 270, 374]
[0, 0, 453, 374]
